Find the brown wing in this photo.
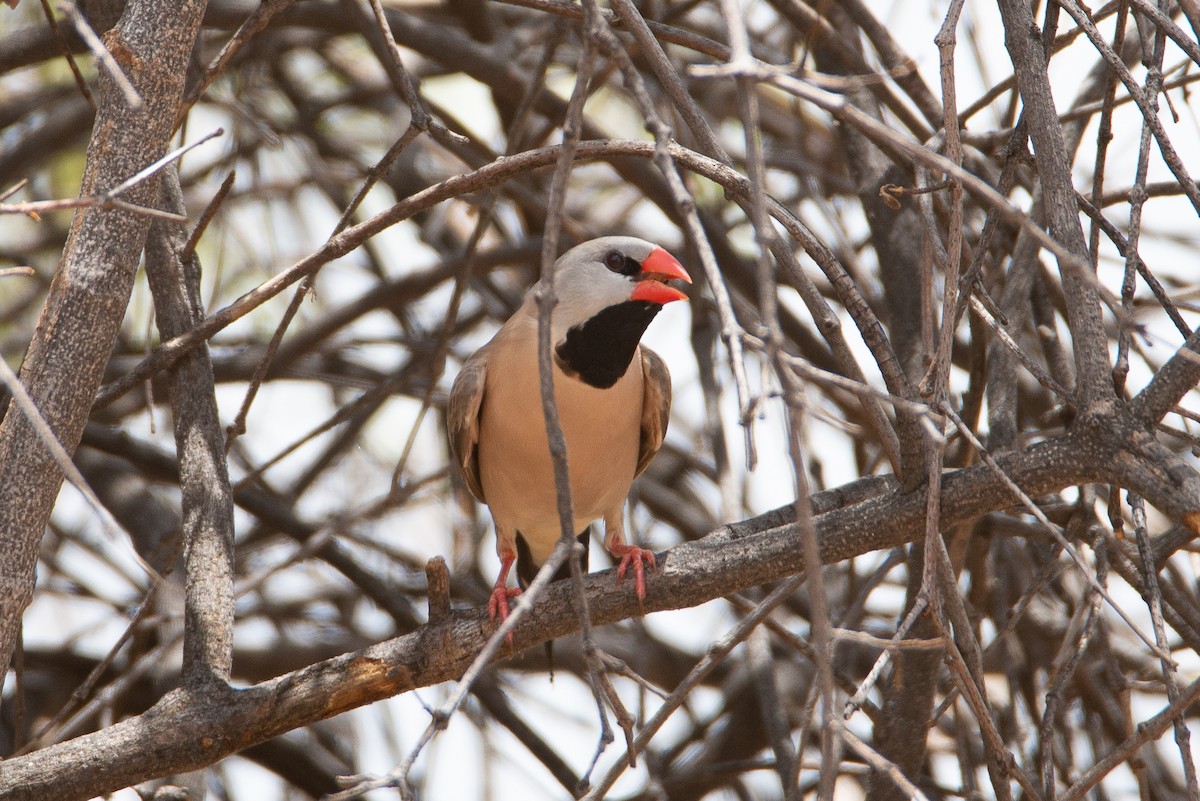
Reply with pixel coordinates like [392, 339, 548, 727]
[447, 349, 488, 502]
[636, 347, 672, 478]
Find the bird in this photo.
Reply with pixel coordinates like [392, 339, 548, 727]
[448, 236, 691, 634]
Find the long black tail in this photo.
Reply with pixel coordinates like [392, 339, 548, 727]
[514, 527, 591, 679]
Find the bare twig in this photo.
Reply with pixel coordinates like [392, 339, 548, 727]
[1059, 674, 1200, 801]
[941, 402, 1172, 661]
[58, 0, 142, 109]
[38, 0, 94, 111]
[1129, 493, 1200, 800]
[358, 0, 469, 146]
[179, 0, 298, 120]
[582, 572, 810, 800]
[529, 3, 623, 788]
[104, 128, 224, 199]
[917, 0, 966, 402]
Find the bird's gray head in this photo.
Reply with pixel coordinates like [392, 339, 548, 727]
[544, 236, 690, 336]
[538, 236, 691, 388]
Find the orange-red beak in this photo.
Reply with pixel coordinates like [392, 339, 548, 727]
[630, 247, 692, 304]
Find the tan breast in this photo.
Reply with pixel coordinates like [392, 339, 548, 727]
[477, 316, 642, 561]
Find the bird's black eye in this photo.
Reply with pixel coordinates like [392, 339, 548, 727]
[603, 251, 639, 276]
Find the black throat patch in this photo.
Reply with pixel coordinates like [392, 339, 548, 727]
[555, 300, 661, 388]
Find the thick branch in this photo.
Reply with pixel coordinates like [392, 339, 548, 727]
[1127, 327, 1200, 429]
[145, 168, 236, 685]
[4, 426, 1172, 800]
[996, 0, 1114, 415]
[0, 0, 208, 673]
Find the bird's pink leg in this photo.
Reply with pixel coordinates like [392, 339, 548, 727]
[488, 549, 522, 622]
[610, 542, 656, 613]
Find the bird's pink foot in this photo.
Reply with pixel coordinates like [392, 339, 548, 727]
[488, 585, 522, 621]
[488, 585, 521, 655]
[488, 551, 521, 652]
[611, 544, 656, 613]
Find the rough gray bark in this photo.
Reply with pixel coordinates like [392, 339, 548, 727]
[0, 0, 208, 675]
[4, 409, 1200, 799]
[145, 168, 236, 685]
[997, 0, 1116, 417]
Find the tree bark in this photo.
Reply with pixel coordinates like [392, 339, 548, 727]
[0, 0, 209, 674]
[145, 168, 236, 687]
[4, 413, 1199, 799]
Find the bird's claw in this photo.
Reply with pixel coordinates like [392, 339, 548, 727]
[613, 545, 656, 613]
[488, 585, 522, 620]
[488, 585, 522, 652]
